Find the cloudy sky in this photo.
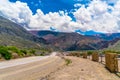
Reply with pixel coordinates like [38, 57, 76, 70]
[0, 0, 120, 33]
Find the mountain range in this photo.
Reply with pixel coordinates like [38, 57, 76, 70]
[30, 30, 120, 51]
[0, 16, 120, 51]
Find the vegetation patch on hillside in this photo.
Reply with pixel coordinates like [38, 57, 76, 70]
[0, 46, 52, 60]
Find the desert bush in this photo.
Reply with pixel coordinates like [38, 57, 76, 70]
[7, 46, 24, 57]
[39, 53, 45, 56]
[116, 51, 120, 54]
[103, 50, 117, 54]
[39, 47, 52, 53]
[0, 47, 12, 60]
[66, 52, 81, 57]
[65, 59, 72, 66]
[75, 52, 81, 57]
[103, 50, 120, 56]
[87, 51, 93, 55]
[20, 49, 27, 55]
[29, 49, 36, 55]
[7, 46, 19, 53]
[87, 51, 93, 59]
[0, 53, 2, 59]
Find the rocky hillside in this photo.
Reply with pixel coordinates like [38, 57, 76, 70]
[107, 38, 120, 51]
[0, 16, 46, 48]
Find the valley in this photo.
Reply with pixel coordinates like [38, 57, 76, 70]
[0, 16, 120, 80]
[1, 0, 120, 80]
[0, 16, 120, 52]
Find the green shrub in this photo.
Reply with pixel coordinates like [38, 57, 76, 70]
[20, 49, 27, 55]
[29, 49, 36, 55]
[7, 46, 24, 57]
[65, 59, 72, 66]
[7, 46, 19, 53]
[87, 51, 93, 55]
[0, 47, 12, 60]
[39, 47, 52, 53]
[67, 52, 81, 57]
[103, 50, 117, 54]
[40, 53, 45, 56]
[116, 51, 120, 54]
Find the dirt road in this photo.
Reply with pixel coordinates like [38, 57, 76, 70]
[0, 56, 65, 80]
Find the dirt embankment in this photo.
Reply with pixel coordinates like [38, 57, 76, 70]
[47, 56, 120, 80]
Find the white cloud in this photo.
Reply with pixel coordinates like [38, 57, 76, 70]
[74, 0, 120, 33]
[0, 0, 83, 32]
[74, 6, 92, 23]
[1, 0, 85, 32]
[74, 3, 82, 8]
[0, 0, 32, 25]
[29, 10, 77, 32]
[0, 0, 120, 33]
[88, 0, 108, 15]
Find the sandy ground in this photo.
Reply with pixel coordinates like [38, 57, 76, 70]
[47, 56, 120, 80]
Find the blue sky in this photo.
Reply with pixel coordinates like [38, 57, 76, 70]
[9, 0, 91, 22]
[0, 0, 120, 34]
[9, 0, 91, 14]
